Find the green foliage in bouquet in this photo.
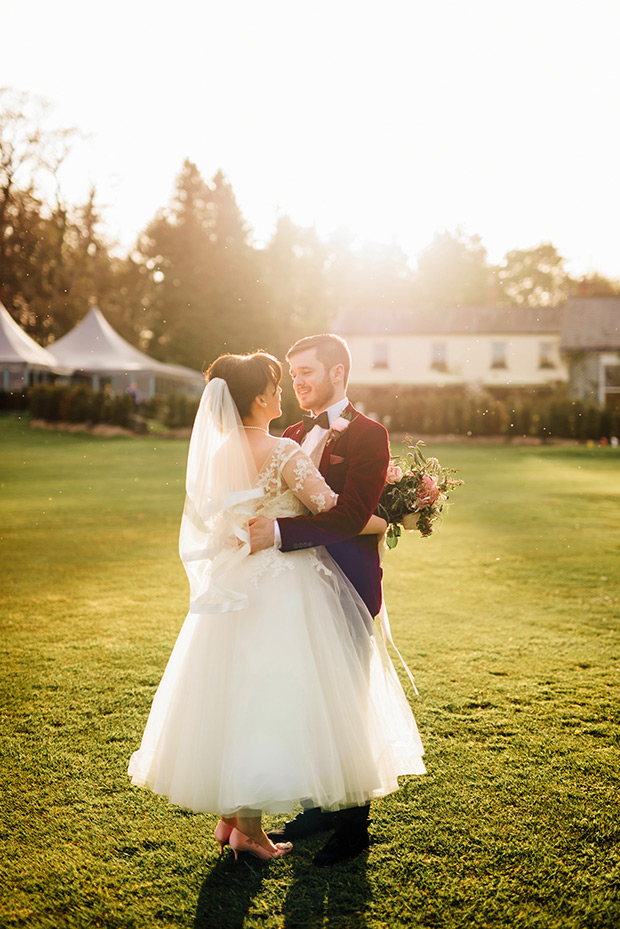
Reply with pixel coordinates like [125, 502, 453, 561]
[377, 440, 464, 548]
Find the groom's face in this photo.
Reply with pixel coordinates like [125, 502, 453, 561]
[288, 348, 336, 414]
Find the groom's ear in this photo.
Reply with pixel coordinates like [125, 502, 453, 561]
[330, 363, 345, 385]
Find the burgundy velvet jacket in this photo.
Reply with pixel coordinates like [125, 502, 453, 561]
[278, 404, 389, 617]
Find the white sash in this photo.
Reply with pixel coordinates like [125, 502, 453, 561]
[377, 598, 419, 695]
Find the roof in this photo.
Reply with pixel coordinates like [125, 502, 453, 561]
[0, 302, 70, 372]
[334, 305, 563, 336]
[51, 307, 204, 383]
[559, 297, 620, 351]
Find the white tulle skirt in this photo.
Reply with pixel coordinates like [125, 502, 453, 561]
[128, 547, 425, 815]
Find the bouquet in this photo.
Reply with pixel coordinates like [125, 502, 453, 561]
[377, 441, 463, 548]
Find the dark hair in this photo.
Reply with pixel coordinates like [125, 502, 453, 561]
[206, 351, 282, 418]
[286, 333, 351, 387]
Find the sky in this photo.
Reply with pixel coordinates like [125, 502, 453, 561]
[3, 0, 620, 278]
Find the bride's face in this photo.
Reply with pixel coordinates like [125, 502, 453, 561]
[288, 348, 337, 414]
[264, 382, 282, 420]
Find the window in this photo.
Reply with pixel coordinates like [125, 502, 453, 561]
[430, 341, 447, 372]
[604, 365, 620, 408]
[372, 342, 389, 369]
[491, 342, 507, 369]
[604, 365, 620, 388]
[539, 341, 555, 369]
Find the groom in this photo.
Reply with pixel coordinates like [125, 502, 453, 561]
[249, 332, 389, 866]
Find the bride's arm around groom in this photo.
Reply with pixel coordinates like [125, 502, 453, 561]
[278, 410, 389, 548]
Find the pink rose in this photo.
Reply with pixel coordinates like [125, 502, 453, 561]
[416, 473, 440, 508]
[385, 463, 404, 484]
[331, 416, 350, 433]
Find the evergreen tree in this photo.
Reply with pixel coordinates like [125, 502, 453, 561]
[202, 170, 270, 356]
[137, 159, 213, 367]
[135, 161, 273, 370]
[261, 216, 331, 356]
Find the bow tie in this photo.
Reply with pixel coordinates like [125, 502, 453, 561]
[301, 411, 330, 433]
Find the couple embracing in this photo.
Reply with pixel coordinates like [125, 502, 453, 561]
[128, 333, 425, 867]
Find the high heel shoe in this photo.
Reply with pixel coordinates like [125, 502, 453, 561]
[229, 827, 292, 861]
[214, 819, 235, 854]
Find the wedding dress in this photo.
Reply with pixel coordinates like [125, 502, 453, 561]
[128, 379, 425, 815]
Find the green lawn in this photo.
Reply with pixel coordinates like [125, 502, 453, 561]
[1, 416, 619, 929]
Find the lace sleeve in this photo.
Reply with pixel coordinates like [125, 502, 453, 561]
[280, 447, 338, 514]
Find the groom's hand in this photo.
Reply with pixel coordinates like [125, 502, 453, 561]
[249, 516, 275, 552]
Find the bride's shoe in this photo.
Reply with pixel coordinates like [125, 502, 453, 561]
[229, 827, 292, 861]
[214, 819, 235, 854]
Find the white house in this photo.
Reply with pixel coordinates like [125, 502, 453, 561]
[335, 305, 567, 392]
[560, 297, 620, 407]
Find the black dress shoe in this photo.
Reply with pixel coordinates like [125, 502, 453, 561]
[312, 823, 370, 867]
[266, 807, 336, 842]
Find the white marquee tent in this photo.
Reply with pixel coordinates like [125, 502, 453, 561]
[0, 302, 70, 391]
[50, 307, 204, 399]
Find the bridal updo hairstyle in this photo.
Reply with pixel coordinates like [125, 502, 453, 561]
[206, 351, 282, 418]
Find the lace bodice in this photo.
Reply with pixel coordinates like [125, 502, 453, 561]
[254, 438, 337, 520]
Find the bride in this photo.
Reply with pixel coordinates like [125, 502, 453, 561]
[128, 351, 425, 861]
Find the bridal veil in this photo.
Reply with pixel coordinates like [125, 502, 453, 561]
[179, 377, 264, 615]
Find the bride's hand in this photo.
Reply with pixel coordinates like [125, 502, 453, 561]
[223, 534, 245, 550]
[249, 516, 275, 553]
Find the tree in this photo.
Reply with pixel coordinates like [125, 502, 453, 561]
[415, 228, 489, 307]
[1, 183, 115, 344]
[135, 161, 271, 370]
[135, 160, 214, 366]
[570, 272, 620, 297]
[261, 216, 331, 356]
[201, 169, 270, 356]
[0, 88, 76, 298]
[0, 89, 119, 343]
[325, 235, 415, 312]
[497, 242, 571, 307]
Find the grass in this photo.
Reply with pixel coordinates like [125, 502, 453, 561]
[1, 414, 619, 929]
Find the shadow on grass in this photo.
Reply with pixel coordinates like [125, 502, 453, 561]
[193, 842, 371, 929]
[193, 853, 266, 929]
[282, 845, 371, 928]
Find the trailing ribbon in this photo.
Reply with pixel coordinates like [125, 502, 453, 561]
[377, 598, 419, 695]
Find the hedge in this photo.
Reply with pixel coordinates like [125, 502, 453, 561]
[27, 384, 136, 428]
[23, 384, 200, 431]
[0, 391, 29, 412]
[350, 385, 620, 441]
[7, 383, 620, 441]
